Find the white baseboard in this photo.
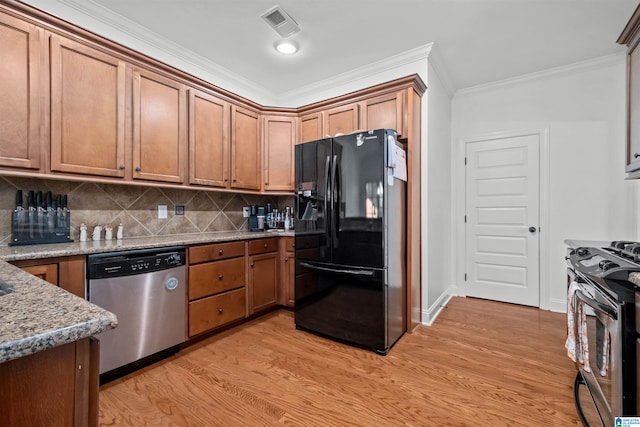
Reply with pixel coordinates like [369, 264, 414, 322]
[546, 298, 567, 314]
[420, 286, 454, 326]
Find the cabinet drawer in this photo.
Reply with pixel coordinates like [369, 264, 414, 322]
[248, 238, 278, 255]
[284, 237, 294, 252]
[188, 288, 246, 336]
[189, 241, 245, 264]
[189, 257, 245, 300]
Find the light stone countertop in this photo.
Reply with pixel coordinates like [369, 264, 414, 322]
[0, 230, 294, 363]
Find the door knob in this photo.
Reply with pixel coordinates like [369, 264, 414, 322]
[529, 226, 537, 233]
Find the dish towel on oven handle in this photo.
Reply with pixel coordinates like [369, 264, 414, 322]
[565, 281, 591, 373]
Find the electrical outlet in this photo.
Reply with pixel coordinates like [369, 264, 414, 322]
[242, 206, 250, 218]
[158, 205, 168, 219]
[175, 205, 185, 216]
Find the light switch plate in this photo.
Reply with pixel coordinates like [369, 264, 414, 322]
[242, 206, 250, 218]
[158, 205, 168, 219]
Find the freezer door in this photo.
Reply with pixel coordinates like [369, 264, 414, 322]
[331, 130, 386, 268]
[295, 261, 387, 353]
[295, 138, 332, 264]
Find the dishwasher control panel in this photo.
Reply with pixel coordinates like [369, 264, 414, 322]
[87, 246, 186, 280]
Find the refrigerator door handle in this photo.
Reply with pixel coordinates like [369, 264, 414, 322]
[324, 155, 331, 241]
[331, 154, 339, 248]
[299, 262, 375, 277]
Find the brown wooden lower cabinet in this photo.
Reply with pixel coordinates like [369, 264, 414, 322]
[12, 255, 86, 298]
[0, 337, 99, 427]
[248, 251, 278, 314]
[188, 288, 246, 336]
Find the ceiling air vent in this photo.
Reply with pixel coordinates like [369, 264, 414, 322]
[260, 5, 300, 38]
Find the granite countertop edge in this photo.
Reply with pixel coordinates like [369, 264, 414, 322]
[0, 230, 295, 262]
[0, 230, 293, 363]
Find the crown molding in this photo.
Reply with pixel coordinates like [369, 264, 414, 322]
[42, 0, 277, 104]
[423, 43, 455, 98]
[277, 44, 433, 106]
[455, 52, 626, 97]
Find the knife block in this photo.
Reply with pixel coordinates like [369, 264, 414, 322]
[10, 210, 73, 246]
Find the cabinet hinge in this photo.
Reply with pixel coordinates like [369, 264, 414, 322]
[464, 273, 467, 281]
[464, 215, 467, 223]
[464, 157, 467, 165]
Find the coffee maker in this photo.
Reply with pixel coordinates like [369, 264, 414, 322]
[248, 205, 265, 232]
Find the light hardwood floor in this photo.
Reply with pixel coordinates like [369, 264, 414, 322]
[98, 297, 581, 426]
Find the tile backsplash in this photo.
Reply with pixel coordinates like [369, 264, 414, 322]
[0, 177, 293, 245]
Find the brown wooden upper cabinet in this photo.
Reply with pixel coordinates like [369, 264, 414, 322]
[132, 67, 187, 183]
[263, 115, 295, 191]
[188, 88, 230, 187]
[0, 13, 42, 171]
[323, 103, 360, 137]
[50, 35, 126, 178]
[230, 105, 261, 191]
[299, 112, 323, 144]
[361, 91, 405, 137]
[619, 5, 640, 176]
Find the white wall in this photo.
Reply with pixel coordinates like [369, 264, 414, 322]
[451, 55, 636, 312]
[422, 61, 454, 324]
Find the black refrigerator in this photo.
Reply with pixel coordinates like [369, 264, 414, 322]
[294, 128, 407, 355]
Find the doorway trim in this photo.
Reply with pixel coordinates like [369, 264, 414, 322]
[454, 128, 551, 309]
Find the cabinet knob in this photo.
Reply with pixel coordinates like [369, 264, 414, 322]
[233, 179, 237, 182]
[250, 263, 254, 267]
[264, 243, 268, 248]
[219, 249, 223, 255]
[285, 257, 289, 262]
[119, 165, 126, 170]
[224, 178, 228, 182]
[135, 166, 142, 172]
[218, 274, 223, 280]
[218, 308, 223, 314]
[635, 153, 640, 159]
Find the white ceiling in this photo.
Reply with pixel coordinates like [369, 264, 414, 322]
[21, 0, 640, 98]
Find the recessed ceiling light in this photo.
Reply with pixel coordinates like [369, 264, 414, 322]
[275, 40, 299, 55]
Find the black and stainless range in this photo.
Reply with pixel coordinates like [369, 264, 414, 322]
[567, 241, 640, 426]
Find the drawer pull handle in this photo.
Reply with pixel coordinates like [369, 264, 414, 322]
[219, 249, 223, 255]
[218, 308, 223, 313]
[218, 274, 223, 280]
[635, 153, 640, 159]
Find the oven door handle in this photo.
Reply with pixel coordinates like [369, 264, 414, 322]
[575, 289, 617, 320]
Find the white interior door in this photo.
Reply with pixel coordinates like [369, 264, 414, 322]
[465, 133, 540, 307]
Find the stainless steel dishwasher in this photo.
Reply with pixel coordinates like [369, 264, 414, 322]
[87, 246, 186, 379]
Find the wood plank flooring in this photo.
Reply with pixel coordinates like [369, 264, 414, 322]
[98, 297, 581, 426]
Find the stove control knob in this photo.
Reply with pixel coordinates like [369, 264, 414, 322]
[598, 260, 609, 269]
[602, 261, 619, 271]
[576, 248, 590, 256]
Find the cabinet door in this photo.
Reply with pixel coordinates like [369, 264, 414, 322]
[628, 42, 640, 172]
[361, 91, 405, 136]
[0, 13, 42, 170]
[249, 252, 278, 313]
[299, 112, 323, 144]
[230, 105, 261, 190]
[132, 68, 187, 183]
[263, 115, 295, 191]
[189, 88, 229, 187]
[324, 103, 359, 137]
[21, 263, 58, 286]
[50, 35, 126, 177]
